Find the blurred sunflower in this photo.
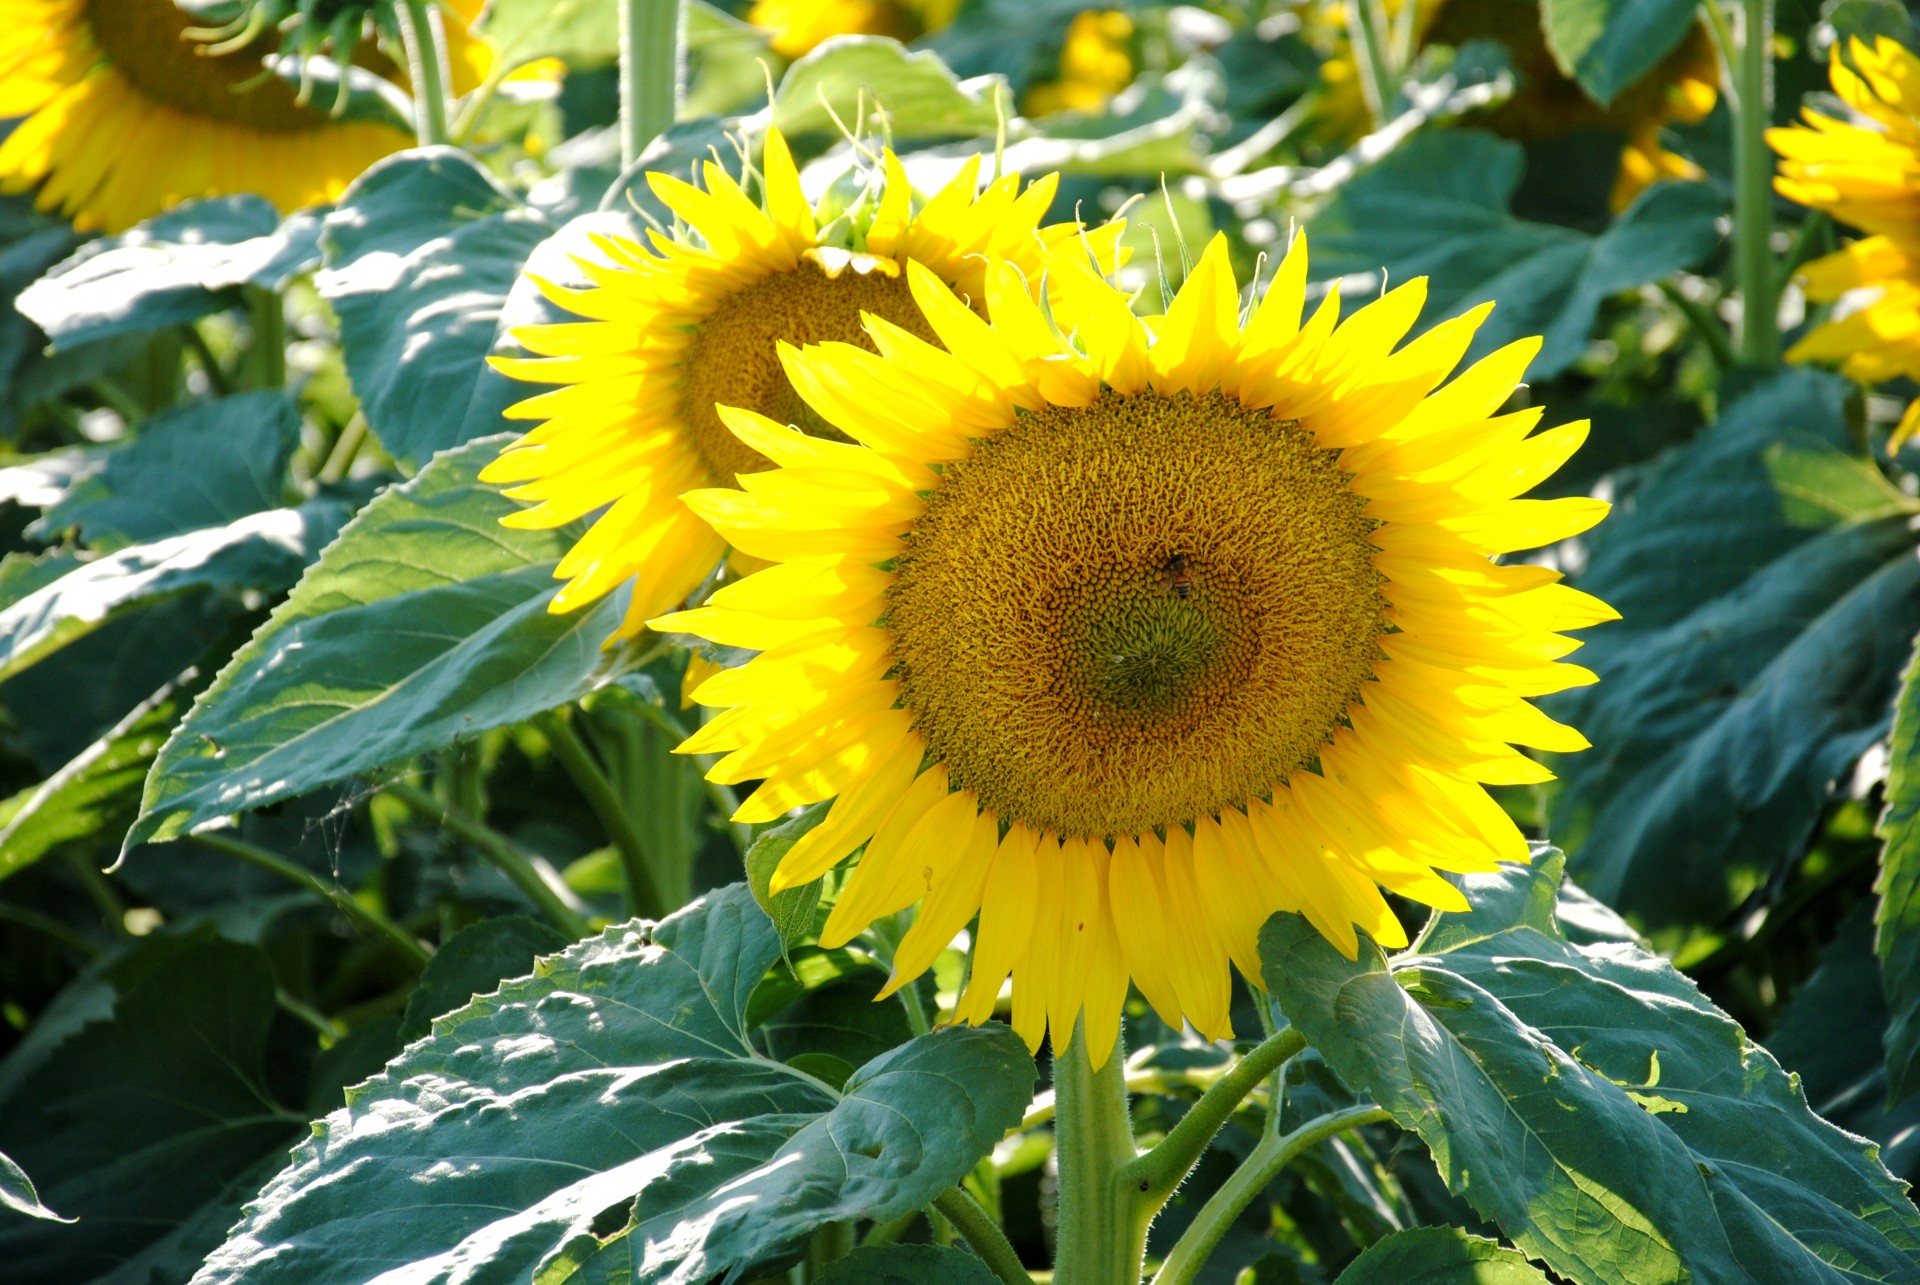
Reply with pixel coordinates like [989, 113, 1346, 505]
[0, 0, 414, 232]
[1315, 0, 1718, 211]
[747, 0, 962, 57]
[485, 130, 1124, 641]
[1771, 37, 1920, 449]
[655, 233, 1613, 1064]
[1025, 10, 1134, 117]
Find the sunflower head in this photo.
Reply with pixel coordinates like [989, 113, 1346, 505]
[655, 232, 1614, 1065]
[1770, 37, 1920, 447]
[483, 130, 1126, 642]
[0, 0, 411, 230]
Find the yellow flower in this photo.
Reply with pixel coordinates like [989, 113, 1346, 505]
[654, 232, 1614, 1065]
[0, 0, 413, 232]
[1771, 37, 1920, 448]
[485, 131, 1124, 641]
[747, 0, 962, 58]
[1313, 0, 1717, 211]
[1025, 10, 1134, 118]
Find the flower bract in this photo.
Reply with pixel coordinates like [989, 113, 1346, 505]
[486, 131, 1123, 641]
[0, 0, 411, 231]
[655, 232, 1614, 1065]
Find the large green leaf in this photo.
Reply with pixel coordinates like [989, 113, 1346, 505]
[1261, 852, 1920, 1285]
[474, 0, 758, 74]
[125, 434, 638, 849]
[1541, 0, 1698, 105]
[773, 37, 1008, 139]
[318, 150, 553, 468]
[0, 934, 305, 1283]
[1332, 1228, 1546, 1284]
[195, 884, 1036, 1284]
[16, 197, 321, 348]
[395, 914, 568, 1042]
[1548, 369, 1920, 929]
[1877, 636, 1920, 1103]
[0, 497, 352, 685]
[33, 391, 299, 550]
[1308, 131, 1722, 378]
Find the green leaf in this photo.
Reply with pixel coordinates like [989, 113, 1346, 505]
[1308, 131, 1723, 378]
[1332, 1228, 1546, 1283]
[1548, 369, 1920, 928]
[16, 197, 321, 348]
[1878, 635, 1920, 1104]
[0, 497, 352, 685]
[475, 0, 755, 74]
[396, 915, 569, 1042]
[125, 434, 640, 850]
[0, 670, 198, 883]
[196, 885, 1036, 1284]
[0, 1152, 69, 1225]
[815, 1245, 1001, 1285]
[1541, 0, 1698, 106]
[32, 391, 299, 550]
[1261, 852, 1920, 1285]
[0, 935, 302, 1282]
[747, 801, 829, 953]
[318, 149, 553, 468]
[773, 37, 1008, 139]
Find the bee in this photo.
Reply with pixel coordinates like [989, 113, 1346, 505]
[1161, 552, 1193, 599]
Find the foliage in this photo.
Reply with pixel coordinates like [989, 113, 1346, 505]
[0, 0, 1917, 1282]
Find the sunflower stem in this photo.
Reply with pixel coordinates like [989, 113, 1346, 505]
[190, 832, 429, 966]
[619, 0, 684, 167]
[396, 0, 452, 147]
[384, 779, 591, 938]
[1712, 0, 1778, 365]
[1148, 1105, 1393, 1285]
[1051, 1024, 1147, 1285]
[1344, 0, 1397, 127]
[932, 1187, 1031, 1285]
[1119, 1026, 1305, 1208]
[538, 709, 667, 920]
[246, 288, 286, 389]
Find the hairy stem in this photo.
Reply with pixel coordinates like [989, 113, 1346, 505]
[191, 832, 429, 965]
[540, 710, 666, 919]
[932, 1187, 1030, 1285]
[1051, 1025, 1146, 1284]
[396, 0, 452, 146]
[619, 0, 683, 166]
[1120, 1026, 1306, 1208]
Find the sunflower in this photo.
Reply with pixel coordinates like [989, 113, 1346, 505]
[1312, 0, 1717, 211]
[0, 0, 415, 233]
[485, 131, 1124, 641]
[747, 0, 961, 58]
[1771, 37, 1920, 449]
[653, 233, 1614, 1064]
[1025, 10, 1134, 118]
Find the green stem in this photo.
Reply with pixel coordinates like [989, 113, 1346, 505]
[1717, 0, 1778, 365]
[1052, 1025, 1146, 1285]
[61, 850, 128, 931]
[248, 289, 286, 390]
[384, 780, 591, 938]
[0, 902, 101, 956]
[318, 412, 368, 484]
[1151, 1105, 1393, 1285]
[396, 0, 452, 146]
[540, 710, 666, 919]
[181, 323, 231, 396]
[619, 0, 683, 167]
[191, 832, 429, 966]
[1344, 0, 1396, 127]
[87, 377, 145, 424]
[1121, 1027, 1305, 1207]
[860, 1208, 922, 1247]
[1657, 279, 1736, 371]
[932, 1188, 1030, 1285]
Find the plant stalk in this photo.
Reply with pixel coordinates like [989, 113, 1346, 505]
[1120, 1027, 1306, 1206]
[933, 1187, 1030, 1285]
[396, 0, 452, 146]
[384, 779, 591, 938]
[248, 289, 286, 390]
[1344, 0, 1397, 127]
[1051, 1025, 1146, 1285]
[1713, 0, 1778, 365]
[619, 0, 684, 167]
[192, 832, 429, 965]
[540, 710, 667, 919]
[1150, 1105, 1393, 1285]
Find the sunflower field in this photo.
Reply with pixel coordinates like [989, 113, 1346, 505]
[8, 0, 1920, 1280]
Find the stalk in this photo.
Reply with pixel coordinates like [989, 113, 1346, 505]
[1707, 0, 1779, 364]
[1051, 1026, 1146, 1284]
[619, 0, 684, 167]
[192, 832, 429, 966]
[539, 711, 666, 919]
[932, 1188, 1030, 1285]
[1344, 0, 1397, 127]
[395, 0, 452, 146]
[384, 780, 591, 938]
